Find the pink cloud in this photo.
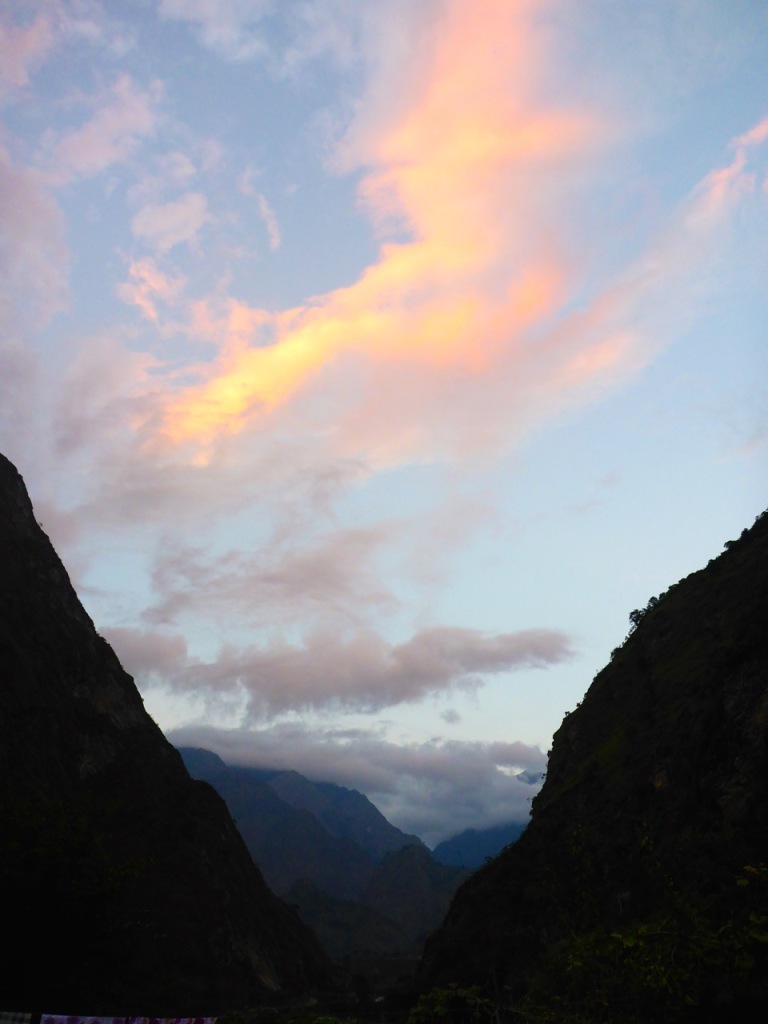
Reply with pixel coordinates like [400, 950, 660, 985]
[137, 5, 767, 482]
[131, 192, 211, 254]
[41, 74, 160, 185]
[118, 257, 187, 323]
[150, 1, 606, 458]
[693, 115, 768, 223]
[20, 6, 763, 583]
[102, 625, 189, 681]
[128, 151, 199, 207]
[158, 0, 272, 61]
[256, 193, 281, 251]
[142, 522, 399, 629]
[50, 332, 160, 459]
[113, 620, 572, 718]
[4, 6, 761, 547]
[0, 147, 68, 330]
[0, 12, 54, 93]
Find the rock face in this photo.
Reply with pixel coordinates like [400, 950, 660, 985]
[0, 453, 327, 1014]
[420, 511, 768, 1021]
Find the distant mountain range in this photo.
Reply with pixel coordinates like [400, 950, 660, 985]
[432, 822, 527, 868]
[179, 747, 406, 901]
[179, 747, 478, 958]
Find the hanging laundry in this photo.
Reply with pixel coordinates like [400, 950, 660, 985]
[129, 1019, 217, 1024]
[41, 1017, 127, 1024]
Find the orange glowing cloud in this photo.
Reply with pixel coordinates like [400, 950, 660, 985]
[159, 0, 599, 455]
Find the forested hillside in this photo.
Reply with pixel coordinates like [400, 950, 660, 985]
[420, 510, 768, 1022]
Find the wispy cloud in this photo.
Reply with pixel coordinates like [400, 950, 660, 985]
[117, 257, 187, 323]
[4, 2, 762, 545]
[158, 0, 367, 70]
[31, 1, 762, 497]
[148, 1, 600, 458]
[256, 193, 281, 251]
[238, 170, 282, 251]
[158, 0, 274, 62]
[147, 0, 768, 475]
[128, 151, 199, 207]
[50, 332, 159, 459]
[0, 146, 68, 468]
[40, 74, 160, 185]
[0, 147, 68, 329]
[131, 191, 211, 254]
[139, 521, 399, 631]
[0, 11, 54, 93]
[694, 115, 768, 221]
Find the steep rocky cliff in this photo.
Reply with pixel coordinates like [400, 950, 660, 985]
[0, 453, 328, 1014]
[419, 510, 768, 1021]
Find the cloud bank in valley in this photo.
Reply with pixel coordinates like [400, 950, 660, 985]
[168, 720, 548, 847]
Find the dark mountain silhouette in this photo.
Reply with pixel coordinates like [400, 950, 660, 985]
[284, 847, 470, 962]
[286, 879, 411, 960]
[180, 747, 468, 960]
[180, 749, 425, 862]
[179, 749, 375, 900]
[432, 821, 527, 868]
[179, 748, 423, 900]
[363, 844, 471, 947]
[419, 510, 768, 1022]
[271, 770, 425, 860]
[0, 452, 328, 1014]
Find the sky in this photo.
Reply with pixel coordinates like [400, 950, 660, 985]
[1, 0, 767, 847]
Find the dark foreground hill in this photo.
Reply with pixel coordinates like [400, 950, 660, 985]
[420, 510, 768, 1022]
[0, 453, 328, 1014]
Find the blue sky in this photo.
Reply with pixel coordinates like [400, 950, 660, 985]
[1, 0, 766, 846]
